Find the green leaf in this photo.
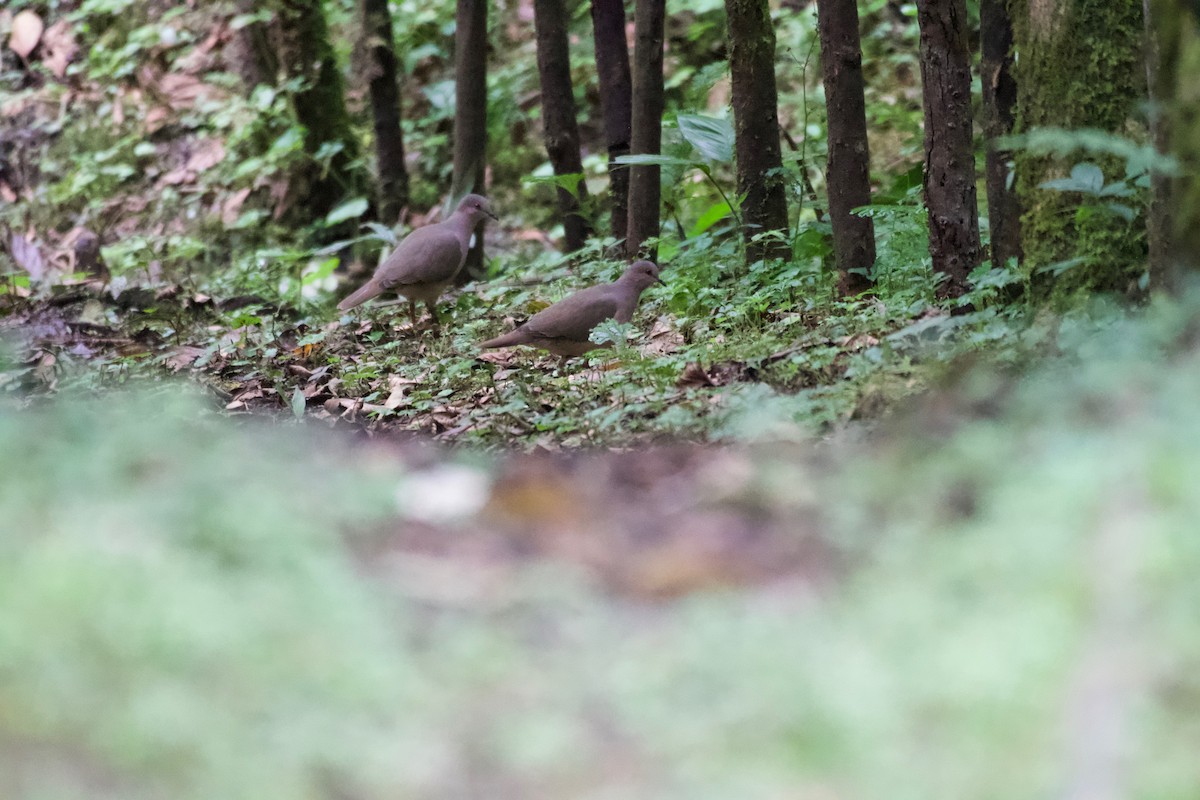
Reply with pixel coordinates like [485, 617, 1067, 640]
[1103, 202, 1136, 222]
[689, 201, 732, 237]
[324, 197, 369, 226]
[302, 257, 339, 285]
[1039, 162, 1104, 195]
[676, 113, 735, 163]
[1035, 256, 1089, 277]
[360, 222, 399, 246]
[290, 387, 306, 419]
[524, 171, 586, 197]
[613, 153, 697, 168]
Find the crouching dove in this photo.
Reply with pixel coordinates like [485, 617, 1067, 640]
[337, 194, 498, 325]
[479, 260, 664, 359]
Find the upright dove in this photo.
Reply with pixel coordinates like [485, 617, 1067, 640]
[479, 260, 664, 359]
[337, 193, 498, 325]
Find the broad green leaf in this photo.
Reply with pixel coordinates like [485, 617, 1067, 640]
[324, 197, 369, 226]
[613, 153, 697, 168]
[360, 222, 399, 246]
[1104, 202, 1136, 222]
[676, 113, 735, 163]
[689, 201, 732, 237]
[1039, 162, 1104, 195]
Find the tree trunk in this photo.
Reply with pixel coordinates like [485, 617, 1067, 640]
[916, 0, 982, 299]
[1009, 0, 1143, 298]
[1147, 0, 1200, 282]
[362, 0, 409, 226]
[591, 0, 634, 245]
[274, 0, 366, 227]
[453, 0, 488, 277]
[534, 0, 593, 253]
[230, 0, 278, 90]
[626, 0, 666, 260]
[1144, 0, 1174, 291]
[815, 0, 876, 294]
[980, 0, 1022, 270]
[725, 0, 791, 263]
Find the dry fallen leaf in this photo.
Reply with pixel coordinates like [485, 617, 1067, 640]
[184, 138, 225, 173]
[160, 73, 217, 106]
[384, 375, 413, 410]
[644, 315, 685, 356]
[837, 333, 880, 351]
[164, 345, 206, 371]
[221, 187, 252, 226]
[677, 362, 715, 389]
[40, 19, 77, 78]
[9, 10, 43, 60]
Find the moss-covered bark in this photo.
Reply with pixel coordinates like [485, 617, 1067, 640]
[917, 0, 982, 299]
[981, 0, 1022, 269]
[1147, 0, 1200, 286]
[725, 0, 790, 264]
[591, 0, 634, 245]
[534, 0, 593, 253]
[817, 0, 876, 295]
[274, 0, 366, 227]
[1010, 0, 1144, 298]
[362, 0, 409, 225]
[626, 0, 666, 260]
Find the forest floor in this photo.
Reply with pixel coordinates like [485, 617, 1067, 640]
[0, 0, 971, 447]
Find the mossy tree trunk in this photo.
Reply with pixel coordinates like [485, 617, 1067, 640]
[626, 0, 666, 260]
[453, 0, 488, 278]
[1147, 0, 1200, 285]
[816, 0, 876, 295]
[591, 0, 634, 246]
[534, 0, 593, 253]
[980, 0, 1022, 270]
[725, 0, 791, 263]
[361, 0, 409, 226]
[916, 0, 982, 299]
[274, 0, 366, 228]
[230, 0, 278, 90]
[1010, 0, 1144, 298]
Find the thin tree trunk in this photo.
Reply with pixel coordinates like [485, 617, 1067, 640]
[816, 0, 876, 294]
[362, 0, 409, 225]
[453, 0, 488, 277]
[591, 0, 634, 245]
[1144, 0, 1174, 291]
[275, 0, 366, 227]
[725, 0, 791, 263]
[916, 0, 982, 299]
[626, 0, 666, 260]
[980, 0, 1022, 270]
[534, 0, 593, 252]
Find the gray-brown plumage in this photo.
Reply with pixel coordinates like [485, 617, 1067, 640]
[479, 260, 663, 358]
[337, 193, 497, 324]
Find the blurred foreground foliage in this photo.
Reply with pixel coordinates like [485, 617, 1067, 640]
[3, 289, 1200, 798]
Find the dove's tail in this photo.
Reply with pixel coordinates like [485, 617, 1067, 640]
[479, 329, 528, 349]
[337, 280, 384, 311]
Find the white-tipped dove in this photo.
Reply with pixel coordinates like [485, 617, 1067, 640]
[337, 193, 498, 325]
[479, 260, 664, 358]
